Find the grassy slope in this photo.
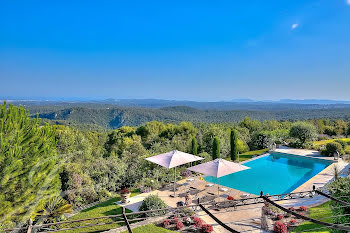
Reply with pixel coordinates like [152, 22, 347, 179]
[121, 224, 176, 233]
[314, 138, 350, 146]
[239, 149, 269, 162]
[292, 202, 332, 233]
[61, 191, 140, 233]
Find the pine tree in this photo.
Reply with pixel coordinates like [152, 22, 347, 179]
[0, 102, 60, 227]
[191, 137, 198, 155]
[212, 137, 220, 159]
[230, 130, 238, 161]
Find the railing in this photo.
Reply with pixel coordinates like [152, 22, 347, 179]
[4, 189, 350, 233]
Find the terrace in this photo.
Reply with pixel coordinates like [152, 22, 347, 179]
[111, 148, 349, 232]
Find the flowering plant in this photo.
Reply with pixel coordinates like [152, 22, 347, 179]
[288, 207, 296, 211]
[289, 219, 297, 225]
[176, 221, 184, 230]
[274, 221, 287, 233]
[163, 219, 170, 228]
[192, 216, 203, 228]
[120, 188, 130, 194]
[170, 217, 179, 224]
[298, 206, 307, 211]
[202, 224, 214, 232]
[276, 214, 284, 220]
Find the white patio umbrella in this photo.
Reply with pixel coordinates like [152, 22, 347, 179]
[187, 158, 250, 197]
[145, 150, 204, 197]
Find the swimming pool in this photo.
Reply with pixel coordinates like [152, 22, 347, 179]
[204, 152, 332, 195]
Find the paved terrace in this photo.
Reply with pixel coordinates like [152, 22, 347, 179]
[117, 148, 349, 233]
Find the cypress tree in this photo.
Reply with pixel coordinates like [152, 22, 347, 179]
[191, 137, 198, 155]
[0, 102, 60, 227]
[212, 137, 220, 159]
[230, 129, 238, 161]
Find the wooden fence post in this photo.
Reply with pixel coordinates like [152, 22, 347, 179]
[122, 207, 133, 233]
[27, 219, 33, 233]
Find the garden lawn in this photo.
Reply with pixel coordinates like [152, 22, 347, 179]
[314, 138, 350, 147]
[239, 149, 268, 162]
[292, 202, 332, 233]
[121, 224, 176, 233]
[61, 190, 140, 233]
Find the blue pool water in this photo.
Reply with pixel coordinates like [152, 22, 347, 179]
[204, 152, 332, 195]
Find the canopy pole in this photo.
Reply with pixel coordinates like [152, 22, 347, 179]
[217, 177, 220, 197]
[173, 167, 176, 197]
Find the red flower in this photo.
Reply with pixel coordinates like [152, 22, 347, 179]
[202, 224, 214, 232]
[163, 219, 170, 228]
[277, 214, 284, 220]
[288, 207, 296, 211]
[120, 188, 130, 194]
[227, 195, 234, 200]
[298, 206, 307, 211]
[192, 216, 203, 228]
[289, 219, 297, 225]
[274, 221, 287, 233]
[176, 221, 184, 230]
[171, 217, 179, 224]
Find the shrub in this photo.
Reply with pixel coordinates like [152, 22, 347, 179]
[163, 219, 170, 228]
[192, 216, 204, 228]
[202, 224, 214, 232]
[139, 195, 167, 216]
[176, 221, 184, 230]
[276, 214, 284, 220]
[170, 217, 179, 224]
[288, 207, 296, 211]
[325, 142, 344, 156]
[289, 219, 297, 225]
[120, 188, 130, 194]
[274, 221, 287, 233]
[334, 140, 347, 149]
[298, 206, 307, 211]
[178, 207, 195, 217]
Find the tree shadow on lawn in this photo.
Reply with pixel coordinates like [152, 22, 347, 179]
[80, 197, 121, 214]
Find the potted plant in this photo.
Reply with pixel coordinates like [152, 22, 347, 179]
[120, 188, 131, 204]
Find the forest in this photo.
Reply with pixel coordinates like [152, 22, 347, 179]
[1, 102, 350, 229]
[10, 101, 350, 130]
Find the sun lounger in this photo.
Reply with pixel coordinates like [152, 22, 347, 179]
[194, 193, 216, 204]
[206, 183, 214, 187]
[219, 187, 228, 192]
[178, 188, 202, 197]
[240, 193, 251, 198]
[210, 201, 237, 210]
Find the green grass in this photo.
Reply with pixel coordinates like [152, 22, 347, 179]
[239, 149, 269, 162]
[61, 190, 140, 233]
[314, 138, 350, 147]
[292, 202, 332, 233]
[121, 224, 176, 233]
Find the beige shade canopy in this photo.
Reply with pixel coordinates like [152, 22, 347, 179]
[145, 150, 204, 197]
[187, 158, 250, 178]
[145, 150, 204, 168]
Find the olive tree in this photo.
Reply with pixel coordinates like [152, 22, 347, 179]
[289, 122, 317, 145]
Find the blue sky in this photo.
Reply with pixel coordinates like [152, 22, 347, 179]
[1, 0, 350, 101]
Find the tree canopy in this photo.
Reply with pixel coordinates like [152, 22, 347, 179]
[0, 103, 60, 228]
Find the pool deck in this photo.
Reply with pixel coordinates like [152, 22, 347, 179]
[118, 148, 349, 233]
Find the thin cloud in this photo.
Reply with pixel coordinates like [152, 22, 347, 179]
[291, 23, 299, 30]
[347, 0, 350, 5]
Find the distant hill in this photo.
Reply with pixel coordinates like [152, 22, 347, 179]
[9, 101, 350, 129]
